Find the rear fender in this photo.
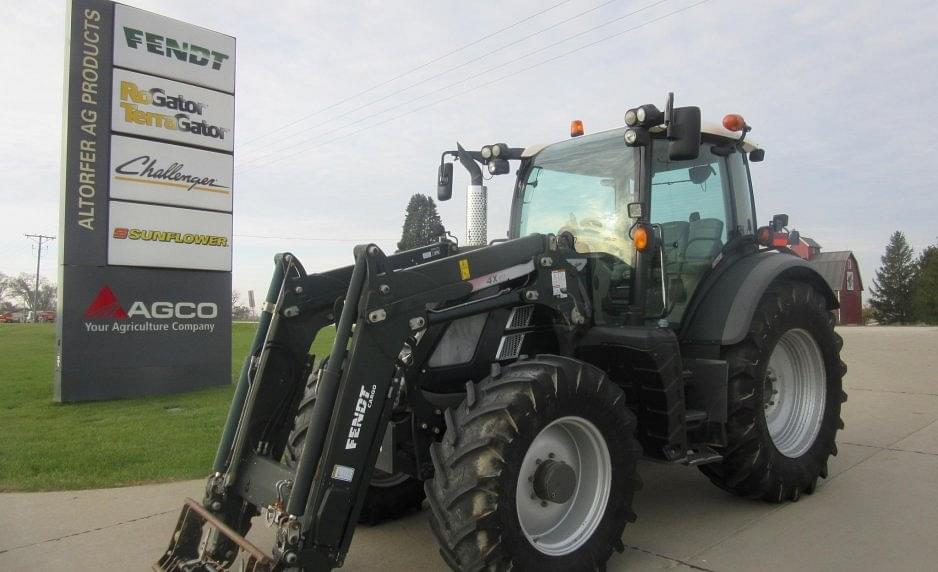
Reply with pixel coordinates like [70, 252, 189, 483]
[680, 250, 837, 346]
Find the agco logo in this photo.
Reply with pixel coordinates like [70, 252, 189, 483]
[83, 286, 218, 334]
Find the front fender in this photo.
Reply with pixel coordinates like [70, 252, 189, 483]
[680, 250, 837, 346]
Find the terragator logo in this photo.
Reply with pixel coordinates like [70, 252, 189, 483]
[83, 286, 218, 334]
[118, 81, 229, 141]
[123, 27, 230, 71]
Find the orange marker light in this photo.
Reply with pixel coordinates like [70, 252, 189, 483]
[756, 226, 772, 246]
[570, 120, 584, 137]
[722, 113, 746, 132]
[633, 225, 649, 251]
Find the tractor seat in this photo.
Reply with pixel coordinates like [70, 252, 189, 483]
[685, 216, 723, 263]
[658, 221, 689, 275]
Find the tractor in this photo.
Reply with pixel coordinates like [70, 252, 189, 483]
[157, 94, 847, 571]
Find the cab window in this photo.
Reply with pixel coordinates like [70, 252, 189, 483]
[649, 142, 732, 323]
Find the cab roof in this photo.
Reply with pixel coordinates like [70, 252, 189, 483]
[521, 121, 761, 158]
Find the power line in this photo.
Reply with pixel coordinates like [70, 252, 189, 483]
[236, 0, 628, 165]
[239, 0, 702, 175]
[24, 234, 54, 322]
[237, 0, 669, 171]
[236, 234, 398, 242]
[236, 0, 574, 151]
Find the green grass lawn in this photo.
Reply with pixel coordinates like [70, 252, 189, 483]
[0, 322, 334, 491]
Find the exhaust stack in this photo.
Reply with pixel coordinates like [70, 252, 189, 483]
[466, 184, 487, 246]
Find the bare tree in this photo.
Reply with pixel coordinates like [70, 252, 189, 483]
[8, 273, 56, 312]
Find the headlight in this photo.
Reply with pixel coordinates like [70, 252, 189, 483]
[624, 109, 638, 126]
[624, 129, 639, 144]
[480, 145, 493, 159]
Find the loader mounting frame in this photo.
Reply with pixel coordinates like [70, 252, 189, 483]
[156, 233, 590, 571]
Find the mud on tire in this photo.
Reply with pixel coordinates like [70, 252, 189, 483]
[425, 355, 642, 571]
[700, 279, 848, 502]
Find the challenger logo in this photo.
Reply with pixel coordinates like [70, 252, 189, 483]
[345, 385, 377, 450]
[123, 27, 230, 71]
[118, 81, 229, 141]
[112, 227, 228, 247]
[114, 155, 230, 194]
[83, 286, 218, 334]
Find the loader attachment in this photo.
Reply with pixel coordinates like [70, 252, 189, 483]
[155, 234, 588, 571]
[156, 498, 274, 572]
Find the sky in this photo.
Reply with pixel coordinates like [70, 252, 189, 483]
[1, 0, 936, 303]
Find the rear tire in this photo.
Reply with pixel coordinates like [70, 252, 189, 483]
[425, 355, 641, 571]
[699, 280, 848, 502]
[284, 365, 425, 525]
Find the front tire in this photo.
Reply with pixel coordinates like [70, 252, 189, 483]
[700, 280, 848, 502]
[425, 355, 642, 571]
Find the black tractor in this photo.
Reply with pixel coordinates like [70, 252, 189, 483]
[157, 94, 846, 572]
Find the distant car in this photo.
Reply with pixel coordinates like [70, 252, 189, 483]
[0, 310, 27, 323]
[39, 310, 56, 323]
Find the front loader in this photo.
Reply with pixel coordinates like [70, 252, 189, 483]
[156, 94, 847, 571]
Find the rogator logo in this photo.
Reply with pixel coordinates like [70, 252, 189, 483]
[83, 286, 218, 334]
[112, 227, 229, 247]
[123, 27, 230, 71]
[114, 154, 230, 194]
[118, 81, 229, 141]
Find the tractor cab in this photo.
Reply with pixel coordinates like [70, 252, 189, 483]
[442, 94, 765, 329]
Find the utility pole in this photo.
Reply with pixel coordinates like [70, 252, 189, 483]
[24, 234, 55, 322]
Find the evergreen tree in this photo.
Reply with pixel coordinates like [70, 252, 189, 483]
[869, 231, 917, 324]
[912, 243, 938, 324]
[397, 194, 446, 251]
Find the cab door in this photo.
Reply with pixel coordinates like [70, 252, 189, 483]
[647, 139, 754, 323]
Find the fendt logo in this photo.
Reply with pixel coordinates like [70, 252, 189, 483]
[123, 27, 230, 71]
[83, 286, 218, 334]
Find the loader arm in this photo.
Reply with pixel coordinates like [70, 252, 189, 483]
[157, 233, 590, 572]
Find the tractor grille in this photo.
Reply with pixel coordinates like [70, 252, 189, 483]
[496, 333, 526, 361]
[506, 305, 534, 330]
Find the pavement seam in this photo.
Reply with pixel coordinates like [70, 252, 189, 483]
[846, 387, 938, 397]
[623, 544, 715, 571]
[680, 435, 892, 565]
[683, 415, 938, 565]
[0, 509, 176, 555]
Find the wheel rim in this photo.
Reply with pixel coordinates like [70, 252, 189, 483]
[763, 328, 827, 458]
[516, 416, 612, 556]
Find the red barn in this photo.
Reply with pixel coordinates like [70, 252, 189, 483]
[809, 251, 864, 325]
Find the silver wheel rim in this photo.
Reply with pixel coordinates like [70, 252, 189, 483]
[763, 328, 827, 458]
[516, 416, 612, 556]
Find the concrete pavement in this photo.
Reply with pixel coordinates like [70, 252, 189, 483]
[2, 326, 937, 571]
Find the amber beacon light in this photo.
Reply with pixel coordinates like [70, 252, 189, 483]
[722, 113, 746, 132]
[570, 120, 584, 137]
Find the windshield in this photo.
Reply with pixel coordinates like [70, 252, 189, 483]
[517, 128, 639, 325]
[518, 128, 639, 262]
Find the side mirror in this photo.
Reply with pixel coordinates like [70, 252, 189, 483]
[668, 106, 701, 161]
[437, 162, 453, 201]
[771, 213, 789, 231]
